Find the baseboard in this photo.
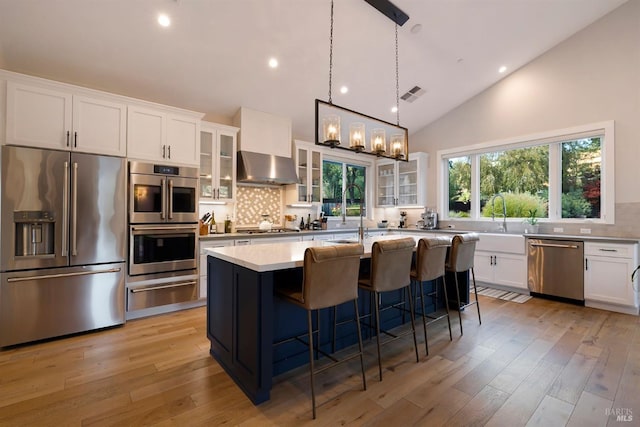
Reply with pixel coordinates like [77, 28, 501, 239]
[585, 299, 639, 316]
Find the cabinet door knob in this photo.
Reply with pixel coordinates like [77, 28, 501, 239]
[162, 145, 166, 158]
[66, 131, 70, 147]
[168, 145, 171, 159]
[74, 131, 78, 148]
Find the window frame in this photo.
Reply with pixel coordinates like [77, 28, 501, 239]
[321, 152, 373, 221]
[436, 120, 615, 224]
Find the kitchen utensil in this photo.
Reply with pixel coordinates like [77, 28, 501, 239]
[259, 214, 272, 231]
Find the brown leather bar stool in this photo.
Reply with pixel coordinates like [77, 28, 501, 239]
[446, 233, 481, 335]
[275, 243, 366, 419]
[358, 237, 418, 381]
[410, 237, 453, 356]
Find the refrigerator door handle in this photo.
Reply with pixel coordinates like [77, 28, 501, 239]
[160, 178, 166, 220]
[71, 162, 78, 256]
[6, 267, 122, 283]
[62, 161, 69, 257]
[168, 179, 174, 220]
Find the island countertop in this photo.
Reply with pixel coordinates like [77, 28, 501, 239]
[204, 234, 448, 272]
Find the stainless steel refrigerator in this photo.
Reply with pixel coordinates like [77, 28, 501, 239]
[0, 145, 126, 347]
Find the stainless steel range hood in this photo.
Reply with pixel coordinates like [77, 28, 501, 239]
[237, 151, 298, 185]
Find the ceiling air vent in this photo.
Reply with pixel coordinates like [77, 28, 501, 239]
[400, 85, 425, 103]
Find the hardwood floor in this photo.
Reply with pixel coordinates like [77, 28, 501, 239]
[0, 295, 638, 426]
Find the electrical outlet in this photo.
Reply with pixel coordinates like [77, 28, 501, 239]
[580, 228, 592, 234]
[553, 227, 564, 233]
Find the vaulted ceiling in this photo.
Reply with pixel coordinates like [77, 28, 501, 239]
[0, 0, 627, 141]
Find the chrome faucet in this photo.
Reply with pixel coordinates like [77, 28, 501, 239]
[342, 183, 364, 243]
[490, 193, 507, 232]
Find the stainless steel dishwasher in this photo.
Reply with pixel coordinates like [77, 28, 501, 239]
[527, 238, 584, 302]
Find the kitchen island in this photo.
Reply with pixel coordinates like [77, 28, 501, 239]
[205, 234, 467, 404]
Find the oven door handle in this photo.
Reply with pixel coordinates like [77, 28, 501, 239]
[131, 225, 197, 232]
[130, 281, 197, 293]
[168, 179, 174, 220]
[160, 178, 166, 220]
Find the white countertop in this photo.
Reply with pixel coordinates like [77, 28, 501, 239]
[204, 234, 443, 272]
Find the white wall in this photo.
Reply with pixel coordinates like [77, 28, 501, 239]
[411, 0, 640, 208]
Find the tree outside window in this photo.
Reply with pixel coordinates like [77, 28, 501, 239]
[562, 138, 601, 219]
[479, 146, 549, 218]
[322, 160, 366, 217]
[445, 134, 603, 222]
[448, 156, 471, 217]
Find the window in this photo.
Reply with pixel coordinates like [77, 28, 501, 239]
[448, 156, 471, 218]
[479, 145, 549, 219]
[561, 138, 601, 219]
[439, 121, 613, 223]
[322, 159, 366, 218]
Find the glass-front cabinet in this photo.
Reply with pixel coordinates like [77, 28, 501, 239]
[199, 122, 238, 203]
[288, 140, 322, 204]
[375, 152, 428, 207]
[377, 162, 396, 206]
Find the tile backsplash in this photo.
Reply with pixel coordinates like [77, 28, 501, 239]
[235, 186, 282, 227]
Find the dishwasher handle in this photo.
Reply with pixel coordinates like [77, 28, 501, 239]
[530, 242, 580, 249]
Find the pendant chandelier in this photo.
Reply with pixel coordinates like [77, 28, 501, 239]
[315, 0, 409, 161]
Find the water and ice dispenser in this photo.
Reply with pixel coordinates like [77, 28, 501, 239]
[14, 211, 55, 257]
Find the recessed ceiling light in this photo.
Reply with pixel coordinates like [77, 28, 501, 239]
[158, 14, 171, 27]
[498, 65, 507, 73]
[268, 58, 279, 69]
[391, 106, 398, 113]
[340, 86, 348, 94]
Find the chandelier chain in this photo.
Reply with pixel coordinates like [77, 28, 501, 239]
[328, 0, 334, 104]
[395, 22, 399, 126]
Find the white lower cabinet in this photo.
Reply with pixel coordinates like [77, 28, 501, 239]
[472, 234, 527, 291]
[199, 239, 235, 298]
[584, 242, 639, 314]
[473, 251, 527, 290]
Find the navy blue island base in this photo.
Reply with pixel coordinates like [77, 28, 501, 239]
[206, 255, 468, 405]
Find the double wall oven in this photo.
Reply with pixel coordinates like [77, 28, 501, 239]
[126, 161, 199, 317]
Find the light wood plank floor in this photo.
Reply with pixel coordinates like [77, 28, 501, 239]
[0, 295, 639, 426]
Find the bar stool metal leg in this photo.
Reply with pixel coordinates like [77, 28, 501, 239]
[353, 300, 367, 391]
[417, 280, 429, 355]
[453, 272, 464, 335]
[471, 268, 482, 324]
[406, 285, 419, 363]
[441, 276, 453, 341]
[374, 293, 383, 381]
[307, 309, 317, 419]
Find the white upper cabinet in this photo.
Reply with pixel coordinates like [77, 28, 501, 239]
[166, 113, 200, 166]
[375, 152, 428, 207]
[127, 106, 200, 166]
[200, 122, 238, 203]
[6, 81, 126, 156]
[126, 106, 163, 159]
[72, 95, 126, 156]
[286, 140, 322, 205]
